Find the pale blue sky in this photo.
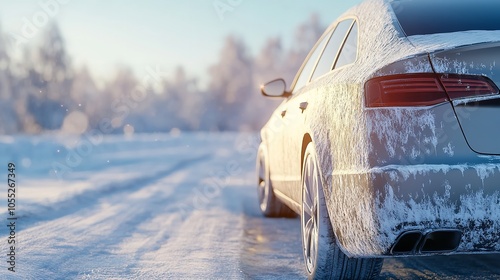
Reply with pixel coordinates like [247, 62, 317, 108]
[0, 0, 362, 85]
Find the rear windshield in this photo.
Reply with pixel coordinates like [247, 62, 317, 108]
[391, 0, 500, 36]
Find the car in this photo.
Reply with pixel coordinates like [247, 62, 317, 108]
[256, 0, 500, 278]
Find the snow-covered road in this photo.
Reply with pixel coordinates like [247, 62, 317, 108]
[1, 133, 499, 279]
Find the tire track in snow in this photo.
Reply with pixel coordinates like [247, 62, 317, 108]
[6, 155, 211, 279]
[3, 133, 500, 279]
[15, 154, 212, 231]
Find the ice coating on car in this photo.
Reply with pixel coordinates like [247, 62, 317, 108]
[309, 0, 419, 168]
[374, 166, 500, 253]
[331, 163, 500, 256]
[443, 143, 455, 157]
[431, 56, 499, 76]
[367, 109, 438, 158]
[408, 31, 500, 54]
[372, 164, 500, 184]
[303, 0, 500, 256]
[260, 0, 500, 258]
[303, 0, 429, 256]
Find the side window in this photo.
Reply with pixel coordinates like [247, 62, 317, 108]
[310, 19, 354, 81]
[292, 30, 333, 92]
[335, 22, 358, 69]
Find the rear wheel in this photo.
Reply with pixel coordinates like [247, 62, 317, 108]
[301, 143, 383, 279]
[257, 145, 296, 218]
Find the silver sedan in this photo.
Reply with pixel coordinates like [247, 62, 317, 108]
[257, 0, 500, 279]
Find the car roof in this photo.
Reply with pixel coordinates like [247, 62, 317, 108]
[389, 0, 500, 37]
[296, 0, 500, 87]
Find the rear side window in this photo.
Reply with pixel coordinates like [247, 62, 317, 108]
[310, 19, 354, 81]
[392, 0, 500, 36]
[293, 29, 334, 91]
[334, 22, 358, 69]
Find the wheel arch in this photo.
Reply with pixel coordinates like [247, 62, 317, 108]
[300, 133, 313, 177]
[300, 133, 354, 256]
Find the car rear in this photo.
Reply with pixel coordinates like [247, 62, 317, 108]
[363, 0, 500, 256]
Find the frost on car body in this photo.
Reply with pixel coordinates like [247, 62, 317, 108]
[295, 0, 500, 257]
[258, 0, 500, 277]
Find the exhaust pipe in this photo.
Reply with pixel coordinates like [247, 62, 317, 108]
[391, 229, 462, 255]
[391, 231, 423, 254]
[419, 229, 462, 253]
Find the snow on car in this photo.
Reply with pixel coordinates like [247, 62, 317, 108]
[257, 0, 500, 279]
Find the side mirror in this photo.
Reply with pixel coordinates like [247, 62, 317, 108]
[260, 78, 291, 98]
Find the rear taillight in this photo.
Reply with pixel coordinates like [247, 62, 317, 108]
[365, 74, 499, 107]
[365, 74, 447, 107]
[440, 74, 499, 100]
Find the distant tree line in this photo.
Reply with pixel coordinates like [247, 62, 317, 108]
[0, 15, 324, 135]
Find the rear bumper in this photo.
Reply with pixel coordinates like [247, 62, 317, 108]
[327, 162, 500, 257]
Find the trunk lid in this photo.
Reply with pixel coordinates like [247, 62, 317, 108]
[430, 42, 500, 155]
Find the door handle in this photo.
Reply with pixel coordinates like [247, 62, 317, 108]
[299, 102, 308, 111]
[281, 110, 287, 117]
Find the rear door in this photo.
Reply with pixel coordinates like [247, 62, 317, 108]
[282, 19, 357, 202]
[269, 28, 334, 194]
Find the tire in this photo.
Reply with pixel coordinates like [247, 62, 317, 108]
[256, 144, 296, 218]
[301, 143, 383, 280]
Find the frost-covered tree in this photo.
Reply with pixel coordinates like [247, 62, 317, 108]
[249, 15, 325, 130]
[162, 67, 201, 130]
[36, 23, 72, 97]
[26, 23, 73, 130]
[247, 37, 286, 129]
[206, 36, 254, 131]
[99, 67, 138, 132]
[0, 24, 19, 134]
[255, 37, 284, 85]
[128, 66, 201, 133]
[0, 13, 326, 134]
[70, 66, 104, 127]
[284, 13, 325, 85]
[204, 14, 325, 131]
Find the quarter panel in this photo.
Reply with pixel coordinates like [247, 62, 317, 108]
[365, 103, 476, 166]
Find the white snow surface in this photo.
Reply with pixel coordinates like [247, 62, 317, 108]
[1, 133, 500, 279]
[0, 133, 308, 279]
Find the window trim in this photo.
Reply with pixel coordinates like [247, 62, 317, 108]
[309, 19, 354, 83]
[289, 28, 335, 94]
[313, 17, 359, 82]
[290, 16, 360, 94]
[331, 19, 358, 71]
